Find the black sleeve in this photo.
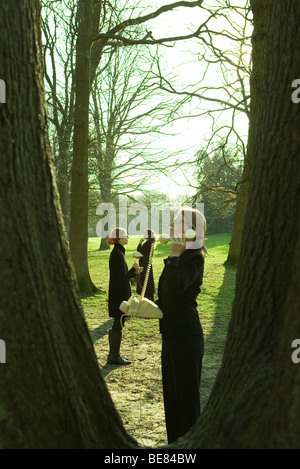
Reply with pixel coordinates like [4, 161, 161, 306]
[127, 266, 137, 278]
[110, 250, 136, 283]
[162, 255, 204, 297]
[137, 241, 150, 256]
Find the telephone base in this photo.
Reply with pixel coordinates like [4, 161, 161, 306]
[120, 296, 163, 319]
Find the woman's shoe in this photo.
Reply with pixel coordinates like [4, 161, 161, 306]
[107, 329, 132, 365]
[107, 352, 131, 365]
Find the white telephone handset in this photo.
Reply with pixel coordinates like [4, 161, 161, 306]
[120, 296, 163, 319]
[159, 229, 196, 245]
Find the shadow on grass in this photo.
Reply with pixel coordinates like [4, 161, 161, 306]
[89, 318, 123, 379]
[200, 264, 237, 410]
[89, 316, 135, 378]
[89, 318, 113, 344]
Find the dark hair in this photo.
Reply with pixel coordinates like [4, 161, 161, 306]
[147, 229, 156, 242]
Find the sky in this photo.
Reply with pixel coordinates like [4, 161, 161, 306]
[134, 0, 252, 200]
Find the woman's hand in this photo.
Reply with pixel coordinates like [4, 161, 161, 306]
[133, 262, 143, 274]
[169, 242, 185, 257]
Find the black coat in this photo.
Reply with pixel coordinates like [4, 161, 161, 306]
[157, 249, 204, 338]
[108, 243, 136, 318]
[136, 239, 156, 300]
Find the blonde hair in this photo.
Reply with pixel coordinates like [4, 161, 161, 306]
[109, 227, 128, 244]
[175, 206, 207, 253]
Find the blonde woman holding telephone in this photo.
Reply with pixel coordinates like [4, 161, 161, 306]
[156, 207, 207, 443]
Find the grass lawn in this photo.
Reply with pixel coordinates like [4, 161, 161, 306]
[81, 233, 237, 446]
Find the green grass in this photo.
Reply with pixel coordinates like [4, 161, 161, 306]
[82, 234, 237, 340]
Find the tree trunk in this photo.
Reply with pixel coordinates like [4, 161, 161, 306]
[1, 0, 300, 450]
[225, 0, 271, 266]
[91, 85, 111, 251]
[99, 237, 110, 251]
[182, 0, 300, 448]
[69, 0, 98, 294]
[56, 131, 72, 233]
[0, 0, 136, 449]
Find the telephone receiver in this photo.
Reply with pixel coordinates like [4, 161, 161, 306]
[159, 229, 196, 245]
[132, 252, 143, 259]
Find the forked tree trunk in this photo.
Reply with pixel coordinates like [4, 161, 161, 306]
[0, 0, 299, 449]
[225, 0, 271, 266]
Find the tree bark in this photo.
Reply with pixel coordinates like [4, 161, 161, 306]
[69, 0, 98, 293]
[91, 86, 111, 251]
[225, 0, 271, 266]
[56, 126, 73, 233]
[182, 0, 300, 448]
[0, 0, 136, 449]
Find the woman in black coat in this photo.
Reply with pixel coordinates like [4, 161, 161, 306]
[136, 229, 157, 301]
[107, 227, 143, 365]
[156, 207, 207, 443]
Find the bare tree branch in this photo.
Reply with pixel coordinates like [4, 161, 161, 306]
[91, 0, 205, 45]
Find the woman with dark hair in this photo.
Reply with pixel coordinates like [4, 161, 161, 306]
[107, 227, 143, 365]
[136, 229, 157, 301]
